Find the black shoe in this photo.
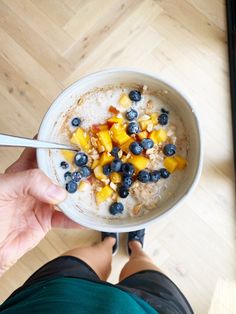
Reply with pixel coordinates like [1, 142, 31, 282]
[101, 232, 119, 256]
[127, 229, 145, 255]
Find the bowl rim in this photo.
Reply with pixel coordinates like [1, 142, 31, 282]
[37, 67, 203, 232]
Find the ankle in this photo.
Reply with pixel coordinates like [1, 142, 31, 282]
[129, 240, 143, 255]
[103, 236, 116, 246]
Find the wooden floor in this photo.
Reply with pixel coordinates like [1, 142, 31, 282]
[0, 1, 235, 313]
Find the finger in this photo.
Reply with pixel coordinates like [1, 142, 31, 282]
[1, 169, 67, 205]
[51, 211, 86, 229]
[5, 148, 37, 174]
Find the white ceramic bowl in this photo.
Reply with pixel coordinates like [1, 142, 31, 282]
[37, 68, 203, 232]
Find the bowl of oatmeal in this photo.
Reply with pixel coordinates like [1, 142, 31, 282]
[37, 68, 202, 232]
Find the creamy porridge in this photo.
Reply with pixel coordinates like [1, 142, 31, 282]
[52, 84, 188, 219]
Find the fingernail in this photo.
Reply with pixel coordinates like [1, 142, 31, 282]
[47, 184, 67, 203]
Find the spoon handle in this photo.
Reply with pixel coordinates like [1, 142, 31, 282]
[0, 133, 76, 151]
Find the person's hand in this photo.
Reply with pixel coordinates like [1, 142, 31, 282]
[0, 148, 81, 276]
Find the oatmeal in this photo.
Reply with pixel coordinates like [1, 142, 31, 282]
[54, 85, 188, 219]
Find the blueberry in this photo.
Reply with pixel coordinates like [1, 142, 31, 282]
[161, 108, 169, 114]
[150, 170, 161, 182]
[103, 164, 112, 176]
[74, 152, 88, 166]
[158, 113, 168, 125]
[122, 176, 133, 188]
[71, 171, 82, 182]
[109, 202, 124, 215]
[79, 166, 92, 177]
[160, 168, 170, 179]
[126, 108, 138, 121]
[163, 144, 176, 156]
[64, 171, 72, 181]
[129, 142, 143, 155]
[137, 170, 151, 183]
[111, 159, 122, 172]
[118, 186, 129, 198]
[141, 138, 154, 150]
[111, 146, 120, 158]
[121, 163, 135, 176]
[71, 117, 81, 127]
[66, 180, 77, 193]
[127, 122, 140, 135]
[129, 90, 141, 102]
[60, 161, 69, 169]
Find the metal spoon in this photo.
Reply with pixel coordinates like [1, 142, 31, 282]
[0, 133, 77, 151]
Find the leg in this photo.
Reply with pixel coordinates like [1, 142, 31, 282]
[119, 240, 161, 282]
[61, 237, 115, 281]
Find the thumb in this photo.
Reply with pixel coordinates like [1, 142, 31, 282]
[0, 169, 67, 204]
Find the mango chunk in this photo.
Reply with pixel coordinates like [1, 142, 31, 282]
[91, 124, 108, 133]
[99, 152, 114, 166]
[137, 131, 148, 140]
[109, 105, 120, 115]
[120, 138, 134, 154]
[121, 155, 129, 163]
[128, 155, 149, 172]
[61, 150, 75, 164]
[110, 172, 122, 184]
[174, 155, 187, 170]
[70, 127, 91, 152]
[91, 159, 100, 169]
[107, 116, 124, 126]
[139, 119, 153, 131]
[119, 93, 132, 108]
[149, 129, 167, 144]
[79, 181, 90, 192]
[97, 140, 105, 153]
[110, 123, 124, 136]
[99, 124, 109, 131]
[110, 123, 131, 145]
[150, 113, 158, 125]
[96, 185, 113, 205]
[91, 124, 107, 133]
[91, 124, 100, 133]
[94, 165, 107, 180]
[164, 157, 178, 173]
[97, 130, 113, 152]
[115, 132, 131, 145]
